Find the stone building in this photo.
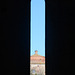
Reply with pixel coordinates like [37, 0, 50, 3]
[30, 50, 45, 75]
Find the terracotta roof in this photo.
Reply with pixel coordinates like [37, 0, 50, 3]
[30, 50, 45, 64]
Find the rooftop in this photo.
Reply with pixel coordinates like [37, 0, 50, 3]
[30, 50, 45, 64]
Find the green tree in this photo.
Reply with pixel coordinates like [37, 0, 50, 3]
[35, 73, 37, 75]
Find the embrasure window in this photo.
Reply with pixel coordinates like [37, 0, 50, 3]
[30, 0, 45, 75]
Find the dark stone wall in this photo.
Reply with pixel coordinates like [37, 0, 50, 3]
[1, 0, 30, 75]
[45, 0, 73, 75]
[1, 0, 73, 75]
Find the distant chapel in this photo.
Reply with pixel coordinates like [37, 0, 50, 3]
[30, 50, 45, 75]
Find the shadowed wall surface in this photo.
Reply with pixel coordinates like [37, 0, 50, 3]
[1, 0, 74, 75]
[45, 0, 73, 75]
[1, 0, 30, 75]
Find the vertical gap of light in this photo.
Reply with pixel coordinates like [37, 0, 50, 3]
[30, 0, 45, 75]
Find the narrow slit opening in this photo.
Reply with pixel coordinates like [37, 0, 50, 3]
[30, 0, 45, 75]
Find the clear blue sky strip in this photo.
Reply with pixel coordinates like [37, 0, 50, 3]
[30, 0, 45, 56]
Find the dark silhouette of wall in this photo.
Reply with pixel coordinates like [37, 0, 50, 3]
[1, 0, 30, 75]
[45, 0, 73, 75]
[1, 0, 73, 75]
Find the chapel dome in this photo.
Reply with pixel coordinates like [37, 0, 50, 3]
[30, 50, 45, 64]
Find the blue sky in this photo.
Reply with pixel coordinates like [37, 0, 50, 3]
[30, 0, 45, 56]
